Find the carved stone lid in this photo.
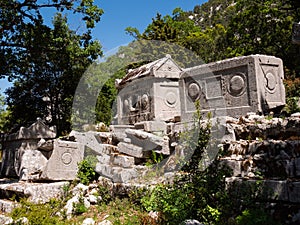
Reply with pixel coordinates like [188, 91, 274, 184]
[115, 55, 182, 89]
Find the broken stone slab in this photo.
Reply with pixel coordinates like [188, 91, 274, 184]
[95, 164, 138, 183]
[18, 149, 48, 181]
[69, 130, 113, 155]
[125, 129, 170, 155]
[41, 140, 84, 181]
[6, 118, 56, 141]
[37, 139, 54, 151]
[134, 121, 167, 133]
[110, 154, 135, 168]
[110, 125, 135, 143]
[0, 181, 69, 204]
[117, 142, 151, 158]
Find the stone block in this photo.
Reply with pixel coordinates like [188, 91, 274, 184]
[225, 178, 289, 202]
[134, 121, 167, 132]
[95, 164, 138, 183]
[18, 150, 48, 181]
[69, 131, 114, 155]
[96, 154, 111, 165]
[111, 154, 135, 168]
[220, 160, 242, 177]
[0, 181, 69, 204]
[288, 182, 300, 203]
[110, 125, 135, 142]
[0, 199, 19, 213]
[125, 129, 170, 154]
[117, 142, 151, 158]
[179, 55, 285, 121]
[41, 140, 84, 181]
[24, 181, 69, 204]
[295, 158, 300, 177]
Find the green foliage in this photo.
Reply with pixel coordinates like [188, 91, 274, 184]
[10, 198, 66, 225]
[77, 156, 98, 185]
[73, 196, 88, 215]
[145, 151, 164, 168]
[235, 208, 280, 225]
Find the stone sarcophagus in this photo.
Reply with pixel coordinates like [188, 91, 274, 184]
[179, 55, 286, 121]
[115, 55, 182, 125]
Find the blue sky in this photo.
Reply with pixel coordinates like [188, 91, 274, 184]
[0, 0, 207, 95]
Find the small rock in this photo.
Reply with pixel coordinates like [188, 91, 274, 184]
[0, 215, 13, 225]
[181, 219, 204, 225]
[82, 218, 95, 225]
[98, 220, 113, 225]
[15, 217, 29, 224]
[291, 112, 300, 118]
[148, 211, 159, 220]
[88, 194, 98, 204]
[72, 183, 89, 196]
[90, 188, 98, 195]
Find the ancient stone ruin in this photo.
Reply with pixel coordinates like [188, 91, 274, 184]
[1, 54, 300, 221]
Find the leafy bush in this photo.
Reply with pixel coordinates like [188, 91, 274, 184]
[77, 156, 98, 185]
[73, 196, 88, 215]
[235, 208, 280, 225]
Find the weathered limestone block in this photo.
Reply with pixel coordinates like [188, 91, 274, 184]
[125, 129, 170, 155]
[96, 154, 111, 165]
[69, 130, 114, 155]
[220, 159, 242, 177]
[0, 199, 19, 213]
[24, 181, 69, 203]
[111, 154, 135, 168]
[0, 181, 68, 204]
[0, 119, 56, 178]
[18, 150, 48, 181]
[180, 55, 285, 121]
[95, 164, 138, 183]
[288, 182, 300, 203]
[226, 178, 289, 202]
[134, 121, 167, 133]
[41, 140, 84, 181]
[110, 125, 135, 142]
[117, 142, 151, 158]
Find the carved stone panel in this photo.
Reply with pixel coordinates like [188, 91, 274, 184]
[41, 140, 84, 181]
[179, 55, 285, 121]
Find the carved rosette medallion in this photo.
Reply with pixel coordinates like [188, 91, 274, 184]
[61, 152, 72, 165]
[265, 72, 277, 93]
[188, 82, 201, 100]
[165, 91, 177, 107]
[228, 73, 246, 97]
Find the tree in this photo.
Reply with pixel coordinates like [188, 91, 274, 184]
[5, 14, 102, 134]
[0, 0, 103, 81]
